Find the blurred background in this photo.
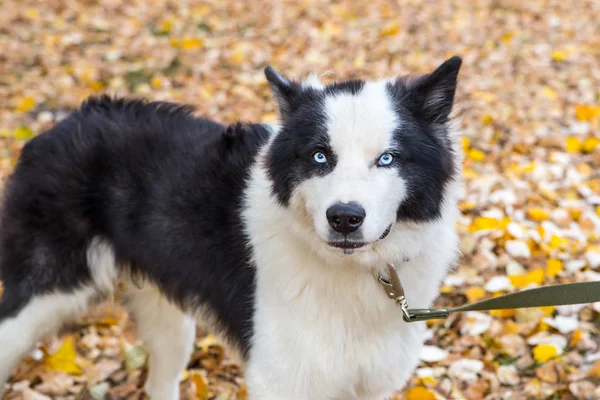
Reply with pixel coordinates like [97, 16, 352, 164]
[1, 0, 600, 399]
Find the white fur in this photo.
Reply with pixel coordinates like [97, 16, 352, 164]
[0, 288, 95, 387]
[0, 240, 197, 400]
[303, 74, 325, 90]
[1, 84, 462, 400]
[122, 283, 196, 400]
[299, 81, 408, 248]
[243, 87, 462, 399]
[87, 237, 119, 294]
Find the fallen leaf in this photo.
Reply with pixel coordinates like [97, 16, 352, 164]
[190, 373, 209, 400]
[532, 344, 557, 363]
[44, 337, 82, 375]
[405, 386, 436, 400]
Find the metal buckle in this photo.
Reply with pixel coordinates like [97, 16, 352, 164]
[378, 263, 411, 321]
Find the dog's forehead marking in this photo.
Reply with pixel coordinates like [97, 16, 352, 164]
[323, 80, 400, 160]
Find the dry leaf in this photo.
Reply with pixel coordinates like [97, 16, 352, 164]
[44, 337, 82, 375]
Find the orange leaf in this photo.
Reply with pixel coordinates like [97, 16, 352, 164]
[190, 373, 209, 400]
[406, 386, 436, 400]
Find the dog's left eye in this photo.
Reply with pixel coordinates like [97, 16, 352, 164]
[377, 153, 394, 167]
[313, 152, 328, 164]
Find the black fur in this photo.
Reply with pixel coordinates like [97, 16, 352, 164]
[264, 74, 367, 206]
[387, 56, 462, 222]
[0, 58, 461, 366]
[0, 95, 271, 357]
[264, 58, 461, 221]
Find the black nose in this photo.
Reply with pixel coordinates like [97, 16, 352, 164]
[326, 202, 366, 234]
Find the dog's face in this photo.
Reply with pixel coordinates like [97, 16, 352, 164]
[264, 57, 461, 256]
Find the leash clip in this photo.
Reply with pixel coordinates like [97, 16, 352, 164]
[378, 263, 411, 321]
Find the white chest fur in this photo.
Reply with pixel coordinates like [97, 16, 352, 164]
[242, 162, 460, 400]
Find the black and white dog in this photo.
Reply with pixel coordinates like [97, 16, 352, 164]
[0, 56, 463, 400]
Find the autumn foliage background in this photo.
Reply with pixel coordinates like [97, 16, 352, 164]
[1, 0, 600, 399]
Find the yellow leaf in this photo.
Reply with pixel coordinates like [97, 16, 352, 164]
[546, 259, 563, 278]
[596, 205, 600, 217]
[590, 360, 600, 377]
[467, 148, 486, 162]
[406, 386, 436, 400]
[463, 168, 479, 179]
[230, 49, 245, 65]
[44, 337, 82, 375]
[197, 333, 218, 349]
[527, 208, 550, 222]
[574, 104, 600, 121]
[16, 96, 36, 113]
[379, 23, 399, 37]
[565, 137, 582, 153]
[508, 274, 527, 288]
[14, 126, 35, 140]
[504, 321, 520, 334]
[549, 234, 569, 250]
[169, 38, 181, 47]
[538, 321, 550, 332]
[181, 38, 204, 50]
[190, 373, 209, 400]
[540, 306, 555, 316]
[236, 386, 248, 400]
[509, 269, 544, 289]
[582, 137, 599, 153]
[470, 216, 499, 232]
[88, 81, 104, 91]
[151, 76, 163, 88]
[160, 19, 174, 33]
[439, 285, 454, 294]
[25, 8, 39, 20]
[490, 309, 515, 318]
[465, 287, 485, 302]
[461, 137, 470, 151]
[262, 112, 278, 123]
[419, 376, 437, 386]
[481, 114, 493, 125]
[501, 31, 515, 43]
[459, 201, 476, 212]
[533, 344, 557, 363]
[551, 50, 568, 61]
[542, 87, 557, 100]
[568, 207, 582, 221]
[570, 329, 583, 347]
[521, 162, 536, 173]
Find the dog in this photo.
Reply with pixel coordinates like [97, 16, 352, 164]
[0, 56, 463, 400]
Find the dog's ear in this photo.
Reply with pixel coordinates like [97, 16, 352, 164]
[264, 66, 303, 120]
[403, 56, 462, 125]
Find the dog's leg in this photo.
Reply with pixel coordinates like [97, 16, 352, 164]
[0, 284, 95, 390]
[123, 284, 196, 400]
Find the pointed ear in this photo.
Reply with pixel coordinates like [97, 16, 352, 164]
[404, 56, 462, 124]
[264, 66, 303, 119]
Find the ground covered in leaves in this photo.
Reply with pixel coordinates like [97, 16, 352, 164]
[1, 0, 600, 399]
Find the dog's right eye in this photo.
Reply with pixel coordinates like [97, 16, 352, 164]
[312, 152, 328, 164]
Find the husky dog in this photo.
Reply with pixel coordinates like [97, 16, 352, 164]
[0, 56, 463, 400]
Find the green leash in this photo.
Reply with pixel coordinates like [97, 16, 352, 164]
[377, 264, 600, 323]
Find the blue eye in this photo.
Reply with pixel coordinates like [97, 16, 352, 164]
[313, 152, 328, 164]
[378, 153, 394, 167]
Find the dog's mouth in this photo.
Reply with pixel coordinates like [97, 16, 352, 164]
[327, 240, 370, 255]
[328, 241, 368, 250]
[327, 224, 393, 255]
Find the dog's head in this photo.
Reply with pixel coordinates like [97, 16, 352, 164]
[264, 57, 462, 256]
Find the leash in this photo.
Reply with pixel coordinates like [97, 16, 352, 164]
[377, 264, 600, 323]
